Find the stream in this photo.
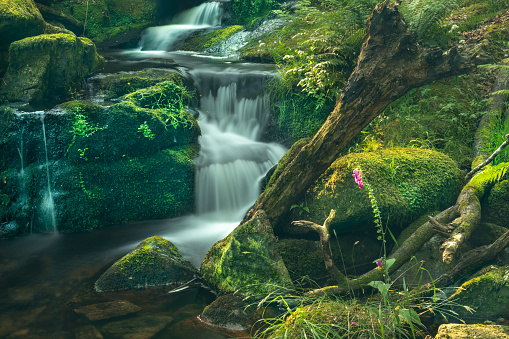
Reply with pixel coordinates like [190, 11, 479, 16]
[0, 2, 287, 338]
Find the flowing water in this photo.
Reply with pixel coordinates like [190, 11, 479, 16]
[0, 2, 286, 338]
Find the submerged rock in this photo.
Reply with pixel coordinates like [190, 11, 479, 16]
[286, 148, 464, 236]
[434, 323, 509, 339]
[200, 210, 293, 296]
[74, 300, 141, 321]
[95, 236, 198, 292]
[199, 294, 256, 332]
[0, 34, 103, 104]
[100, 314, 173, 339]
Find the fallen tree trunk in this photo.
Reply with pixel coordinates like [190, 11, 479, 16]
[244, 0, 487, 232]
[302, 207, 458, 296]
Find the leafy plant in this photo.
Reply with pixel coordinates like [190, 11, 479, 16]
[66, 107, 106, 156]
[138, 121, 155, 140]
[290, 202, 310, 216]
[400, 0, 462, 40]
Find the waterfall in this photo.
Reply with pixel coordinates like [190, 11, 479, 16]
[195, 83, 285, 218]
[41, 116, 57, 232]
[140, 2, 222, 51]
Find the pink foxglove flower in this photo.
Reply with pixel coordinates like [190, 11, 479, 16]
[353, 168, 364, 189]
[375, 259, 383, 269]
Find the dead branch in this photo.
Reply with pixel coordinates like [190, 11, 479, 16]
[428, 215, 455, 238]
[292, 209, 348, 286]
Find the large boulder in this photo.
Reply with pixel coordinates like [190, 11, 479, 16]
[0, 0, 45, 50]
[200, 210, 293, 296]
[0, 34, 103, 104]
[449, 265, 509, 320]
[95, 236, 198, 292]
[284, 148, 464, 236]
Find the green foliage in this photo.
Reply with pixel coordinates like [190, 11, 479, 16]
[125, 80, 195, 130]
[138, 121, 155, 140]
[290, 202, 310, 216]
[66, 106, 106, 157]
[354, 74, 490, 168]
[230, 0, 279, 26]
[470, 162, 509, 186]
[480, 112, 509, 164]
[400, 0, 462, 41]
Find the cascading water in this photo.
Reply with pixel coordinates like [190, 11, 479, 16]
[140, 2, 222, 51]
[41, 115, 57, 232]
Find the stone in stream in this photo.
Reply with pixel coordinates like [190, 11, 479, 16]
[74, 300, 141, 321]
[74, 325, 104, 339]
[100, 314, 173, 339]
[95, 236, 198, 292]
[434, 323, 509, 339]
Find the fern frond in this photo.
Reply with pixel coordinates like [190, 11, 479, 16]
[401, 0, 462, 38]
[470, 162, 509, 186]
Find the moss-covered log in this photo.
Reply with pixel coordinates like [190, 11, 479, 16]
[244, 0, 487, 232]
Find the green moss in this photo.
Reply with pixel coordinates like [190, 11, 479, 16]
[1, 34, 103, 103]
[266, 138, 310, 190]
[59, 148, 196, 232]
[98, 70, 183, 99]
[179, 25, 244, 52]
[482, 180, 509, 227]
[95, 236, 197, 291]
[0, 0, 45, 48]
[200, 211, 293, 296]
[450, 265, 509, 319]
[302, 148, 464, 234]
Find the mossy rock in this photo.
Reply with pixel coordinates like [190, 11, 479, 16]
[435, 324, 509, 339]
[450, 265, 509, 319]
[200, 294, 258, 332]
[0, 0, 45, 50]
[179, 25, 244, 52]
[0, 147, 197, 234]
[482, 180, 509, 228]
[61, 87, 200, 164]
[0, 34, 103, 104]
[292, 148, 464, 236]
[97, 70, 183, 99]
[95, 236, 198, 292]
[200, 210, 293, 296]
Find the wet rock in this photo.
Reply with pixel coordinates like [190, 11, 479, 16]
[434, 323, 509, 339]
[95, 236, 198, 292]
[449, 265, 509, 320]
[75, 325, 104, 339]
[74, 300, 141, 321]
[200, 210, 293, 296]
[200, 294, 255, 332]
[0, 34, 103, 104]
[100, 314, 173, 339]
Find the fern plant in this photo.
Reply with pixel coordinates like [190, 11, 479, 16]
[400, 0, 462, 40]
[470, 162, 509, 185]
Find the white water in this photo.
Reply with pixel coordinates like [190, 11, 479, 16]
[41, 116, 57, 232]
[140, 2, 222, 51]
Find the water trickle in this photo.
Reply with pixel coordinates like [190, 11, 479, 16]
[140, 2, 222, 51]
[41, 116, 57, 232]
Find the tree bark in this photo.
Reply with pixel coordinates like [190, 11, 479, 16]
[244, 0, 487, 232]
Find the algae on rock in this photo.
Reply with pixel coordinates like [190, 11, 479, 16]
[95, 236, 198, 291]
[200, 210, 293, 296]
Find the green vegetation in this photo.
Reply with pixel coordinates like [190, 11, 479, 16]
[230, 0, 280, 26]
[180, 25, 244, 52]
[50, 0, 157, 44]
